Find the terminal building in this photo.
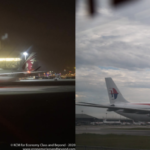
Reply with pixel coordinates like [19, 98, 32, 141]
[0, 58, 21, 69]
[76, 114, 99, 124]
[76, 114, 132, 125]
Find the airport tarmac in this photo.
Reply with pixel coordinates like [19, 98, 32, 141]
[76, 126, 150, 136]
[0, 80, 75, 145]
[0, 79, 75, 86]
[19, 79, 75, 82]
[0, 85, 75, 95]
[0, 89, 75, 144]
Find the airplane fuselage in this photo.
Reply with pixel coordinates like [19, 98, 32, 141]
[114, 103, 150, 122]
[77, 78, 150, 122]
[0, 76, 17, 82]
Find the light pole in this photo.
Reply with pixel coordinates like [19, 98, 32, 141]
[23, 52, 28, 60]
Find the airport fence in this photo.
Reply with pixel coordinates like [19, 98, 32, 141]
[76, 145, 148, 150]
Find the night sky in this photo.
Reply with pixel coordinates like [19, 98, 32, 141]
[0, 0, 75, 73]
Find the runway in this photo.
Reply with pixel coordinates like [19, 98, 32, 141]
[0, 79, 75, 146]
[0, 79, 75, 86]
[19, 79, 75, 82]
[0, 85, 75, 95]
[76, 126, 150, 136]
[0, 85, 75, 144]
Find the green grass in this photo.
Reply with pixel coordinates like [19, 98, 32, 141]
[76, 134, 150, 149]
[107, 128, 150, 130]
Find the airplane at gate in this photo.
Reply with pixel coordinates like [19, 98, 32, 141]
[103, 119, 121, 125]
[132, 120, 146, 125]
[76, 78, 150, 122]
[0, 52, 43, 82]
[90, 122, 103, 125]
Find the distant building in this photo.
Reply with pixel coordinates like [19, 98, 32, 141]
[76, 114, 133, 125]
[76, 114, 99, 124]
[0, 58, 21, 69]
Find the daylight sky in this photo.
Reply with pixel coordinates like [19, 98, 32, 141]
[76, 0, 150, 119]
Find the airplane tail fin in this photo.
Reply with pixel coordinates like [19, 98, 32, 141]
[22, 52, 36, 71]
[105, 77, 129, 105]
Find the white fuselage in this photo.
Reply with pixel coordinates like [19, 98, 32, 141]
[90, 122, 103, 125]
[0, 76, 18, 82]
[0, 69, 27, 82]
[114, 103, 150, 122]
[103, 120, 121, 125]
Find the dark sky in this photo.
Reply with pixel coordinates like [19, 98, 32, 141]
[0, 0, 75, 73]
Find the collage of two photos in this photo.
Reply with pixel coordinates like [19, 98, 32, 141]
[1, 0, 150, 149]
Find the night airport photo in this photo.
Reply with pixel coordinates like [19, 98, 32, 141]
[0, 0, 75, 149]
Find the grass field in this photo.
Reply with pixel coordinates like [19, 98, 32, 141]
[108, 128, 150, 130]
[76, 134, 150, 149]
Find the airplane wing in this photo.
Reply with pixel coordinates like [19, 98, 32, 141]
[33, 66, 41, 71]
[76, 102, 150, 114]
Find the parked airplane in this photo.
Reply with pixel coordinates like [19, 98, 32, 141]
[0, 52, 43, 82]
[121, 122, 131, 125]
[90, 121, 103, 125]
[103, 119, 121, 125]
[76, 77, 150, 122]
[132, 120, 146, 126]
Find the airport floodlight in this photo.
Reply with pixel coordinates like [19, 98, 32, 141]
[23, 52, 28, 60]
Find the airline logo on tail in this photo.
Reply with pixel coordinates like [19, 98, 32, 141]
[26, 56, 35, 71]
[110, 88, 118, 99]
[22, 53, 36, 71]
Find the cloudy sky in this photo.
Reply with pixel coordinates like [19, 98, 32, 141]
[76, 0, 150, 119]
